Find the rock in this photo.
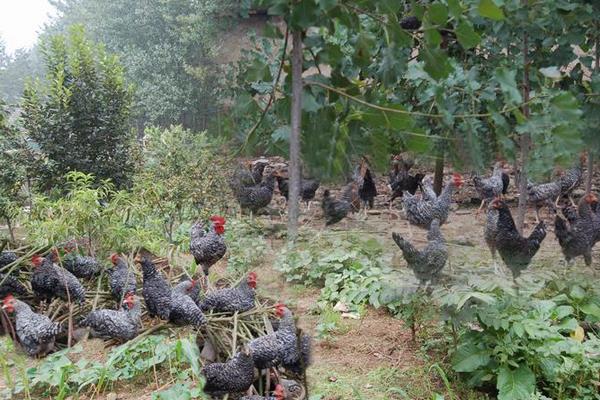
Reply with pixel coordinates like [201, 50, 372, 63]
[333, 302, 349, 313]
[106, 393, 118, 400]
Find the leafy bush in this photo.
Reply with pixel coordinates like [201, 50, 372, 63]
[275, 234, 405, 310]
[134, 125, 231, 243]
[440, 275, 600, 400]
[2, 335, 206, 399]
[21, 25, 134, 190]
[224, 218, 267, 276]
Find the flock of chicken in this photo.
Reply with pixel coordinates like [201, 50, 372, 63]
[0, 215, 309, 399]
[230, 152, 595, 287]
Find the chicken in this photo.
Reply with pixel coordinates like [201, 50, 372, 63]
[554, 194, 597, 267]
[0, 273, 28, 298]
[136, 255, 172, 320]
[473, 162, 505, 215]
[392, 219, 448, 286]
[190, 216, 227, 279]
[402, 173, 464, 229]
[248, 304, 286, 370]
[230, 159, 270, 189]
[557, 153, 585, 205]
[31, 254, 86, 304]
[107, 253, 137, 304]
[240, 384, 285, 400]
[200, 272, 256, 313]
[484, 199, 505, 275]
[389, 172, 425, 204]
[170, 280, 207, 327]
[0, 251, 17, 270]
[201, 346, 255, 396]
[79, 293, 141, 341]
[60, 248, 101, 279]
[275, 305, 311, 374]
[491, 198, 547, 279]
[234, 165, 278, 213]
[355, 156, 377, 210]
[321, 182, 359, 226]
[275, 176, 320, 208]
[527, 180, 561, 222]
[2, 295, 62, 357]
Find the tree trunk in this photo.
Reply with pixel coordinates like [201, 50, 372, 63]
[5, 217, 15, 243]
[288, 30, 303, 241]
[515, 10, 530, 235]
[433, 150, 445, 196]
[589, 36, 599, 194]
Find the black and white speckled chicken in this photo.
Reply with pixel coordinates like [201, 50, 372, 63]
[392, 219, 448, 286]
[79, 293, 140, 341]
[527, 179, 561, 222]
[240, 384, 285, 400]
[473, 162, 505, 214]
[248, 304, 286, 370]
[389, 171, 425, 205]
[136, 255, 172, 320]
[170, 280, 207, 327]
[200, 272, 256, 313]
[107, 253, 137, 304]
[402, 174, 464, 229]
[31, 254, 86, 304]
[234, 165, 278, 213]
[554, 194, 597, 267]
[276, 305, 311, 375]
[2, 295, 62, 357]
[201, 346, 255, 396]
[321, 182, 360, 226]
[230, 159, 270, 190]
[483, 199, 506, 275]
[557, 153, 585, 205]
[59, 247, 101, 279]
[0, 273, 27, 298]
[0, 251, 17, 271]
[491, 198, 547, 279]
[190, 216, 227, 278]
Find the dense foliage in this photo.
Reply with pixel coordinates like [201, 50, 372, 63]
[21, 26, 134, 190]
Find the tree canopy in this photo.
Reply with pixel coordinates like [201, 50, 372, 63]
[21, 25, 134, 190]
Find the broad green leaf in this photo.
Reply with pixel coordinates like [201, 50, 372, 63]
[262, 22, 283, 39]
[290, 0, 318, 30]
[478, 0, 505, 21]
[318, 0, 337, 11]
[421, 48, 452, 80]
[497, 365, 535, 400]
[580, 303, 600, 319]
[569, 285, 586, 300]
[448, 0, 462, 18]
[455, 20, 481, 49]
[494, 68, 522, 104]
[268, 0, 289, 16]
[379, 0, 401, 14]
[428, 4, 448, 25]
[302, 91, 322, 112]
[424, 28, 442, 48]
[452, 343, 491, 372]
[180, 337, 201, 378]
[272, 125, 291, 141]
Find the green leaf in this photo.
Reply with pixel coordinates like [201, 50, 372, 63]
[272, 125, 291, 141]
[494, 68, 522, 104]
[452, 343, 491, 372]
[318, 0, 337, 12]
[580, 303, 600, 319]
[268, 0, 289, 16]
[262, 22, 283, 39]
[496, 365, 535, 400]
[421, 48, 452, 80]
[290, 0, 318, 30]
[379, 0, 401, 14]
[302, 90, 322, 112]
[569, 285, 586, 300]
[180, 337, 201, 378]
[448, 0, 462, 18]
[424, 28, 443, 48]
[478, 0, 505, 21]
[428, 4, 448, 25]
[455, 20, 481, 49]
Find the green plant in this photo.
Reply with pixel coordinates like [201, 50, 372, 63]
[275, 234, 397, 311]
[441, 275, 600, 400]
[224, 218, 267, 276]
[4, 335, 205, 399]
[21, 25, 134, 190]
